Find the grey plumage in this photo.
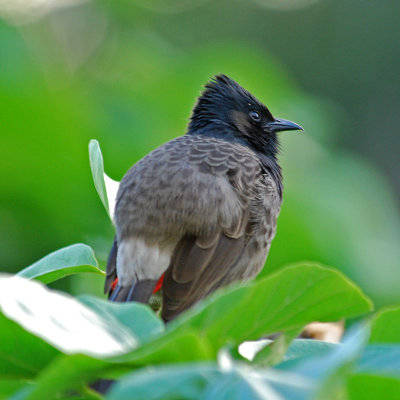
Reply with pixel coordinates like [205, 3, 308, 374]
[105, 74, 302, 321]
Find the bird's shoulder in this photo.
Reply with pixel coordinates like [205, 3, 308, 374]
[119, 134, 262, 194]
[149, 134, 260, 168]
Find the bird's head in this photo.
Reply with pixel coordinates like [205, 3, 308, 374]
[188, 74, 302, 156]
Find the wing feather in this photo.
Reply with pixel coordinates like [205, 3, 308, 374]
[162, 233, 246, 321]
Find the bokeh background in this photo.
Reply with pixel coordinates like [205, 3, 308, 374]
[1, 0, 399, 307]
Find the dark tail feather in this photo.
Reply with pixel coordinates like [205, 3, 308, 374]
[109, 280, 158, 303]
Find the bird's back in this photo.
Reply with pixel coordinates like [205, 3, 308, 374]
[107, 134, 281, 320]
[115, 134, 261, 241]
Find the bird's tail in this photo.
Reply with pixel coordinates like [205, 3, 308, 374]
[105, 238, 159, 303]
[109, 279, 158, 303]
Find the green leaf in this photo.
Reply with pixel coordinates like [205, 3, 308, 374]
[0, 280, 165, 399]
[89, 139, 119, 220]
[107, 360, 314, 400]
[278, 325, 368, 378]
[21, 333, 213, 400]
[252, 327, 302, 366]
[15, 354, 118, 400]
[0, 380, 31, 399]
[370, 306, 400, 344]
[172, 264, 372, 353]
[8, 385, 36, 400]
[116, 264, 372, 369]
[347, 373, 400, 400]
[357, 344, 400, 378]
[89, 139, 110, 217]
[0, 276, 137, 360]
[0, 313, 59, 380]
[0, 277, 61, 380]
[78, 295, 164, 344]
[107, 363, 221, 400]
[283, 339, 337, 362]
[248, 337, 338, 368]
[17, 244, 104, 284]
[278, 326, 369, 400]
[113, 329, 213, 365]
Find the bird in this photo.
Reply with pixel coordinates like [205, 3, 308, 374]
[105, 74, 302, 322]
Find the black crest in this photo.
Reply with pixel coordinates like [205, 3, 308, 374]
[189, 74, 273, 131]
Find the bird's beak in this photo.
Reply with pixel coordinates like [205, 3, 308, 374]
[265, 118, 303, 133]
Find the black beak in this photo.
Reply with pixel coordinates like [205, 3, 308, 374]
[265, 118, 303, 133]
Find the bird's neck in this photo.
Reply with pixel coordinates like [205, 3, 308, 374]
[187, 123, 238, 141]
[258, 153, 283, 199]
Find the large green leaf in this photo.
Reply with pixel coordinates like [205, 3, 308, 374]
[172, 264, 372, 350]
[0, 276, 138, 360]
[106, 359, 314, 400]
[89, 139, 119, 220]
[0, 277, 166, 399]
[116, 264, 372, 367]
[17, 244, 104, 284]
[369, 306, 400, 344]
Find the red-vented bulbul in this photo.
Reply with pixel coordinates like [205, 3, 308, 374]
[105, 74, 302, 322]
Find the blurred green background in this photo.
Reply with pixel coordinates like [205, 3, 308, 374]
[0, 0, 399, 306]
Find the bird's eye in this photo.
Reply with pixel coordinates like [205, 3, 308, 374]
[249, 110, 261, 121]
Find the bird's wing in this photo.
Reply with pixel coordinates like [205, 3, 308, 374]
[162, 233, 246, 321]
[155, 136, 262, 321]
